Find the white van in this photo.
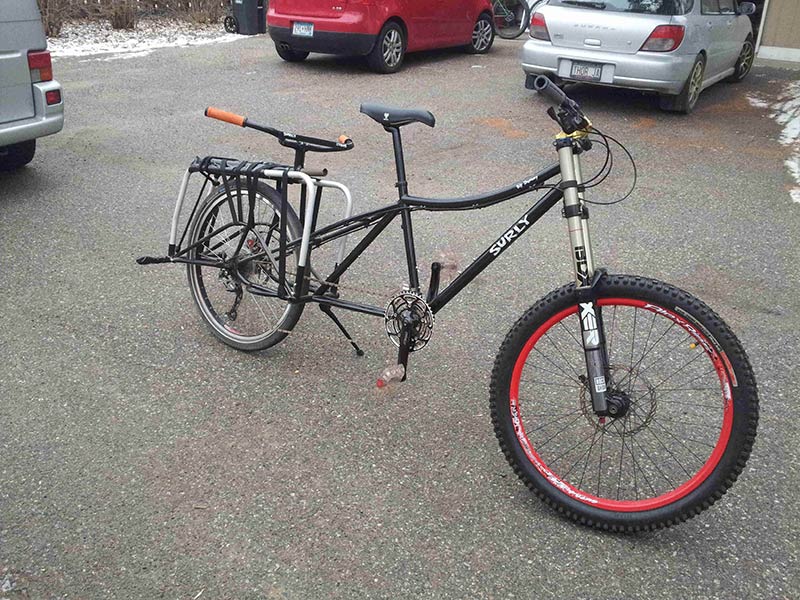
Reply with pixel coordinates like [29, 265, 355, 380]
[0, 0, 64, 170]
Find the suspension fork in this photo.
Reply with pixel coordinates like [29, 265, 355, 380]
[557, 138, 610, 415]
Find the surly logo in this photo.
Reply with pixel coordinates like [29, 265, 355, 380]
[489, 215, 531, 256]
[579, 302, 600, 347]
[574, 246, 590, 285]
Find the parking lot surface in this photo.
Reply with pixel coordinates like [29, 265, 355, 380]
[1, 38, 798, 599]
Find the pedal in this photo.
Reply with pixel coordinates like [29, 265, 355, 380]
[426, 262, 441, 303]
[136, 256, 172, 265]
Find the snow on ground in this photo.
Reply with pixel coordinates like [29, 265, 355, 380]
[748, 81, 800, 204]
[48, 18, 245, 60]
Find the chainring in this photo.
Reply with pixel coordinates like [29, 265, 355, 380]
[384, 291, 434, 351]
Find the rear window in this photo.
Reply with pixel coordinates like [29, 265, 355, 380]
[547, 0, 693, 15]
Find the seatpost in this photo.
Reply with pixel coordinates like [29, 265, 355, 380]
[388, 127, 408, 198]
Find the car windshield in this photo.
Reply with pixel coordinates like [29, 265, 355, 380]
[549, 0, 690, 14]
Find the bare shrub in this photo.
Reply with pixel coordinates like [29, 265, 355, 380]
[107, 0, 137, 29]
[37, 0, 70, 37]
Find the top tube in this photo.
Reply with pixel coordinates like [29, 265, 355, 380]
[401, 162, 561, 211]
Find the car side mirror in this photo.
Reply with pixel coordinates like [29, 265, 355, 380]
[738, 2, 756, 16]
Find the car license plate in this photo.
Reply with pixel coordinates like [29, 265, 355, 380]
[570, 61, 603, 81]
[292, 22, 314, 37]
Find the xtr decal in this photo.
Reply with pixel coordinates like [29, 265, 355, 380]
[489, 215, 532, 257]
[579, 302, 600, 348]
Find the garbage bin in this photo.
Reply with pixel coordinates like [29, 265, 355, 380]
[232, 0, 266, 36]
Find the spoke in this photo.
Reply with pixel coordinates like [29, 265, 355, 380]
[615, 321, 680, 389]
[628, 307, 638, 389]
[525, 362, 582, 386]
[630, 430, 675, 489]
[650, 365, 718, 393]
[627, 435, 658, 497]
[545, 428, 600, 475]
[544, 331, 583, 382]
[523, 406, 584, 434]
[558, 320, 584, 349]
[520, 379, 581, 389]
[536, 413, 586, 451]
[577, 424, 602, 490]
[562, 426, 601, 480]
[632, 409, 694, 479]
[607, 305, 618, 357]
[596, 427, 606, 497]
[648, 350, 708, 392]
[533, 347, 583, 386]
[628, 311, 657, 393]
[615, 421, 626, 500]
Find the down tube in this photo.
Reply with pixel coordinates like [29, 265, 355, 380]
[429, 187, 563, 314]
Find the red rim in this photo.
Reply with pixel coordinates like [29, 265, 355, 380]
[509, 298, 733, 512]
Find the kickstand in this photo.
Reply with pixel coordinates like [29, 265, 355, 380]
[319, 304, 365, 356]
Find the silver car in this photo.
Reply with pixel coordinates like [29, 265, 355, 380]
[521, 0, 757, 113]
[0, 0, 64, 170]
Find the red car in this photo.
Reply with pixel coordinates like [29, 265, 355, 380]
[267, 0, 495, 73]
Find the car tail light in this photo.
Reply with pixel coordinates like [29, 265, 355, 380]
[46, 90, 61, 105]
[640, 25, 685, 52]
[28, 50, 53, 82]
[530, 12, 550, 41]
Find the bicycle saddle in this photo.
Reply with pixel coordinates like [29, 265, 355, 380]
[360, 103, 436, 128]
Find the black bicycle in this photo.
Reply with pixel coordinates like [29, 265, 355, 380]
[138, 77, 758, 532]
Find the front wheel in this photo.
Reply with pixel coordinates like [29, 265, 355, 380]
[726, 37, 754, 83]
[490, 274, 758, 531]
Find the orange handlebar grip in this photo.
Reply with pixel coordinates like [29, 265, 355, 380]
[338, 135, 351, 144]
[205, 107, 246, 127]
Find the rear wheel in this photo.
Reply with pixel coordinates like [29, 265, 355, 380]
[466, 13, 494, 54]
[0, 140, 36, 171]
[493, 0, 529, 40]
[726, 37, 754, 83]
[187, 181, 304, 352]
[367, 21, 405, 74]
[275, 43, 309, 63]
[490, 275, 758, 531]
[659, 55, 705, 114]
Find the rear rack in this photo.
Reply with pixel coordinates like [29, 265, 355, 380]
[136, 155, 354, 282]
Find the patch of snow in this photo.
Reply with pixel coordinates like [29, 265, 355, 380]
[48, 18, 246, 59]
[749, 81, 800, 203]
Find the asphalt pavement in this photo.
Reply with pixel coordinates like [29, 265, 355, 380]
[1, 37, 798, 599]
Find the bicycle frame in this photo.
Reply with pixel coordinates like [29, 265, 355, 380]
[158, 127, 606, 406]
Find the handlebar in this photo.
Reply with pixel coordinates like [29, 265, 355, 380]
[204, 106, 354, 154]
[529, 76, 591, 135]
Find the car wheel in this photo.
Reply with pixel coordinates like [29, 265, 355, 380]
[726, 37, 754, 83]
[465, 13, 494, 54]
[275, 43, 309, 63]
[0, 140, 36, 171]
[659, 55, 705, 114]
[366, 22, 405, 74]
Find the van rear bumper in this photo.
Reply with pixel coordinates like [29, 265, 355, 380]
[0, 80, 64, 146]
